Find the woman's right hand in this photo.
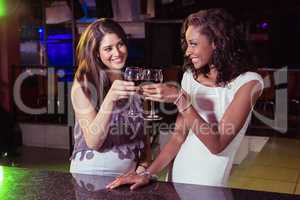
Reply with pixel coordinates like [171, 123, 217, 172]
[106, 80, 139, 103]
[142, 82, 180, 103]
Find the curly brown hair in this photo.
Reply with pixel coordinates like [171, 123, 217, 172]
[181, 8, 256, 85]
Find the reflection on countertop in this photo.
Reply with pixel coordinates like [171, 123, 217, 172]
[0, 166, 300, 200]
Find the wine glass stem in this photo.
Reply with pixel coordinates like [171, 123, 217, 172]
[129, 96, 134, 115]
[150, 100, 155, 116]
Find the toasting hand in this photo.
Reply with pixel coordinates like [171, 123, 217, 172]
[142, 82, 180, 103]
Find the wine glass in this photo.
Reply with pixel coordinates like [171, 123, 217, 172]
[124, 67, 143, 117]
[143, 69, 163, 121]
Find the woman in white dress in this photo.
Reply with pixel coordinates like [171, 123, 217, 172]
[107, 8, 264, 189]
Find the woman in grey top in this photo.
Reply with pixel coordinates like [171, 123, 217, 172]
[70, 19, 150, 176]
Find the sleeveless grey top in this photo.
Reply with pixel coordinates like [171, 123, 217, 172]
[70, 95, 145, 162]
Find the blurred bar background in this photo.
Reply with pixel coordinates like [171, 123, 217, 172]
[1, 0, 300, 194]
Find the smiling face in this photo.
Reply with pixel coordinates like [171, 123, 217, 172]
[185, 25, 215, 69]
[99, 33, 128, 70]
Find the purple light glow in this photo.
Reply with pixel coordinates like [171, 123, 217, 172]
[260, 22, 268, 30]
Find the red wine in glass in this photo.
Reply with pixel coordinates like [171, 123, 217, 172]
[124, 67, 143, 117]
[143, 69, 163, 121]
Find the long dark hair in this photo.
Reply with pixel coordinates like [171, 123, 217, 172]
[75, 18, 128, 108]
[181, 8, 255, 85]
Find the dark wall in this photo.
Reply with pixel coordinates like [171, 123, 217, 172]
[145, 22, 183, 68]
[270, 13, 300, 68]
[154, 0, 300, 68]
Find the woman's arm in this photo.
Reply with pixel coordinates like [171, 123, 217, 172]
[146, 114, 188, 175]
[143, 79, 262, 154]
[106, 80, 262, 190]
[177, 80, 263, 154]
[135, 135, 152, 174]
[71, 78, 137, 149]
[133, 114, 189, 175]
[106, 114, 188, 190]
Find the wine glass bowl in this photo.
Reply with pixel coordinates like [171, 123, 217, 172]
[124, 67, 143, 117]
[124, 67, 143, 86]
[142, 69, 163, 121]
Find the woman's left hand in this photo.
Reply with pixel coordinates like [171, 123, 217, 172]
[106, 173, 150, 190]
[142, 82, 180, 103]
[115, 169, 136, 179]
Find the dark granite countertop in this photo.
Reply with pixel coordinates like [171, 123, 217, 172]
[0, 166, 300, 200]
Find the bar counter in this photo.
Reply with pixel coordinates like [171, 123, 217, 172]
[0, 166, 300, 200]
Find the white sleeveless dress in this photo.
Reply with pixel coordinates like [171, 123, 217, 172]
[171, 70, 264, 187]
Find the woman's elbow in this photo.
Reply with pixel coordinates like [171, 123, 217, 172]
[85, 141, 99, 150]
[83, 129, 104, 150]
[209, 148, 221, 155]
[85, 138, 103, 150]
[207, 145, 224, 155]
